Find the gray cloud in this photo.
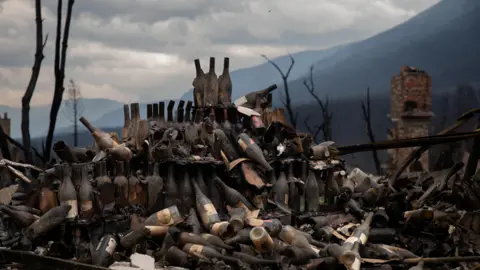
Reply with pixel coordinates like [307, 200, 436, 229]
[0, 0, 440, 107]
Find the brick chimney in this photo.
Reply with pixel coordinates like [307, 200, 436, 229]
[386, 66, 433, 172]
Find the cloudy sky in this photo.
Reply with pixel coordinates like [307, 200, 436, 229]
[0, 0, 440, 107]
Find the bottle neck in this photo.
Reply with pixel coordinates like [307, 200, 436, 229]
[116, 161, 125, 176]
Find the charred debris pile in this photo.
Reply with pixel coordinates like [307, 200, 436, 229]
[1, 58, 480, 270]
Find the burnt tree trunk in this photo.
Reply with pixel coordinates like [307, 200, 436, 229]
[21, 0, 48, 164]
[44, 0, 75, 162]
[303, 65, 332, 142]
[261, 54, 297, 128]
[361, 88, 382, 175]
[0, 124, 11, 160]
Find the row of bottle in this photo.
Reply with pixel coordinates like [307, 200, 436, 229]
[270, 162, 383, 215]
[48, 158, 381, 223]
[132, 100, 271, 141]
[45, 160, 253, 221]
[193, 57, 232, 107]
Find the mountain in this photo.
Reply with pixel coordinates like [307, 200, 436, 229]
[179, 46, 347, 101]
[2, 98, 122, 138]
[275, 0, 480, 104]
[177, 0, 480, 105]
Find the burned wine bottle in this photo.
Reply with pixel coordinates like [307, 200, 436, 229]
[210, 221, 235, 239]
[176, 100, 185, 129]
[58, 163, 78, 220]
[165, 246, 197, 269]
[222, 108, 232, 129]
[224, 228, 252, 245]
[201, 233, 234, 250]
[26, 204, 71, 239]
[191, 177, 220, 228]
[342, 212, 374, 251]
[324, 243, 357, 267]
[233, 252, 287, 267]
[145, 205, 184, 226]
[214, 177, 254, 210]
[287, 162, 301, 212]
[204, 57, 219, 106]
[338, 171, 355, 203]
[214, 129, 239, 162]
[37, 172, 57, 214]
[7, 205, 41, 216]
[228, 207, 246, 233]
[1, 207, 37, 227]
[193, 59, 206, 107]
[305, 168, 320, 212]
[194, 166, 208, 196]
[185, 101, 193, 123]
[148, 163, 164, 212]
[79, 117, 118, 151]
[273, 169, 289, 207]
[114, 161, 129, 207]
[207, 170, 225, 218]
[237, 133, 273, 171]
[147, 104, 153, 119]
[167, 100, 175, 127]
[120, 227, 150, 250]
[173, 230, 218, 250]
[179, 170, 193, 214]
[158, 102, 166, 126]
[128, 167, 141, 204]
[218, 57, 232, 105]
[98, 160, 115, 211]
[234, 84, 278, 109]
[78, 163, 95, 220]
[250, 226, 275, 253]
[52, 140, 78, 163]
[92, 234, 117, 267]
[152, 103, 159, 121]
[183, 243, 239, 265]
[164, 164, 178, 208]
[209, 108, 219, 130]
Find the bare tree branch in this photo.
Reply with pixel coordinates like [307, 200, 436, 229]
[261, 53, 297, 127]
[303, 65, 332, 141]
[63, 79, 84, 146]
[361, 87, 382, 175]
[303, 115, 323, 143]
[3, 132, 45, 163]
[44, 0, 75, 161]
[21, 0, 48, 165]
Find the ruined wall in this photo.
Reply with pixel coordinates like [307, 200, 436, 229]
[388, 66, 432, 172]
[0, 112, 10, 137]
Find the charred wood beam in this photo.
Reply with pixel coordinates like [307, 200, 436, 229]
[337, 130, 480, 155]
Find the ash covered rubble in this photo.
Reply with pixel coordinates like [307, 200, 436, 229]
[0, 58, 480, 270]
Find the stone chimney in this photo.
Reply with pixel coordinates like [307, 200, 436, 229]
[386, 66, 433, 172]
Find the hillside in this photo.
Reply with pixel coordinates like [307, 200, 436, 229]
[275, 0, 480, 104]
[2, 98, 122, 138]
[176, 0, 480, 105]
